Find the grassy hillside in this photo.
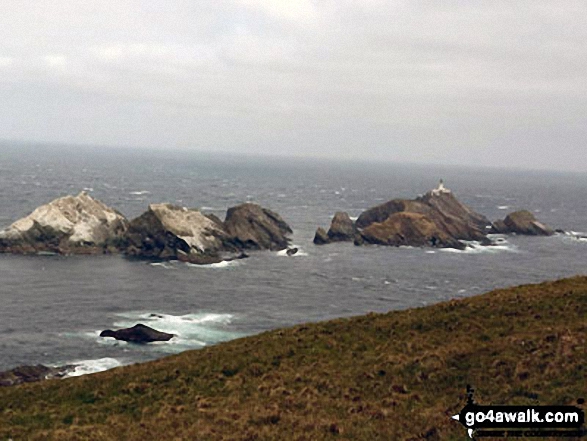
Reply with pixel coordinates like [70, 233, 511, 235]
[1, 276, 586, 440]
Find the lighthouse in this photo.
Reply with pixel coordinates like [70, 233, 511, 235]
[432, 179, 451, 196]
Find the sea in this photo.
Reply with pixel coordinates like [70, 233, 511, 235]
[1, 143, 587, 375]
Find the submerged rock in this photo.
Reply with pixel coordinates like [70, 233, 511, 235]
[223, 203, 292, 251]
[100, 324, 174, 343]
[491, 210, 554, 236]
[124, 204, 231, 263]
[0, 364, 74, 387]
[0, 192, 128, 255]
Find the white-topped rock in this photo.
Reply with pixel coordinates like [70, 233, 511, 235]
[0, 192, 128, 254]
[124, 203, 231, 263]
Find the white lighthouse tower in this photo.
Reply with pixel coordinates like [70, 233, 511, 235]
[432, 179, 451, 196]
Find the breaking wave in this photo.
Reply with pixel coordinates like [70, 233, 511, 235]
[64, 357, 122, 377]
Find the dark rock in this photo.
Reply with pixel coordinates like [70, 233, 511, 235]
[0, 364, 75, 387]
[0, 192, 128, 255]
[491, 210, 554, 236]
[100, 324, 174, 343]
[313, 227, 329, 245]
[327, 212, 355, 242]
[223, 203, 292, 251]
[205, 213, 225, 228]
[124, 203, 230, 263]
[286, 247, 298, 256]
[490, 219, 508, 234]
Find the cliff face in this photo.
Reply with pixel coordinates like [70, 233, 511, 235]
[0, 192, 128, 254]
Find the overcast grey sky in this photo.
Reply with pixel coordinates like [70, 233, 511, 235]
[1, 1, 586, 170]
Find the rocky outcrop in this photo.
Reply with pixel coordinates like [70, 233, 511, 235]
[223, 203, 292, 251]
[327, 212, 356, 242]
[313, 227, 329, 245]
[124, 202, 292, 263]
[124, 204, 232, 264]
[0, 364, 74, 387]
[314, 212, 356, 245]
[491, 210, 554, 236]
[316, 182, 490, 250]
[356, 189, 489, 244]
[357, 212, 466, 249]
[0, 192, 128, 255]
[100, 324, 174, 343]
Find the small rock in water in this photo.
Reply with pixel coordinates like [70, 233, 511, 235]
[286, 247, 299, 256]
[100, 324, 174, 343]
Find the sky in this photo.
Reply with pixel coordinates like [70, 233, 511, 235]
[0, 1, 586, 171]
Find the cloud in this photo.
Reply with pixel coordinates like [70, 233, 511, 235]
[0, 1, 586, 170]
[236, 0, 319, 22]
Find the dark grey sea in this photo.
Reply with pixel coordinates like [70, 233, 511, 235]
[1, 143, 586, 374]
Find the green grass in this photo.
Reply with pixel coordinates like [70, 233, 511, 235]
[1, 276, 586, 440]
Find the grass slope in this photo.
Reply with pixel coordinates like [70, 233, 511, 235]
[1, 277, 586, 440]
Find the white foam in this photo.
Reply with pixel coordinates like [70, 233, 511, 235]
[150, 262, 176, 269]
[560, 231, 587, 243]
[186, 260, 239, 269]
[440, 240, 518, 254]
[65, 357, 122, 377]
[497, 205, 509, 210]
[109, 312, 241, 348]
[83, 187, 94, 192]
[349, 216, 358, 221]
[129, 190, 151, 195]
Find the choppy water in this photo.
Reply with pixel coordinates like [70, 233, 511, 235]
[1, 143, 587, 374]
